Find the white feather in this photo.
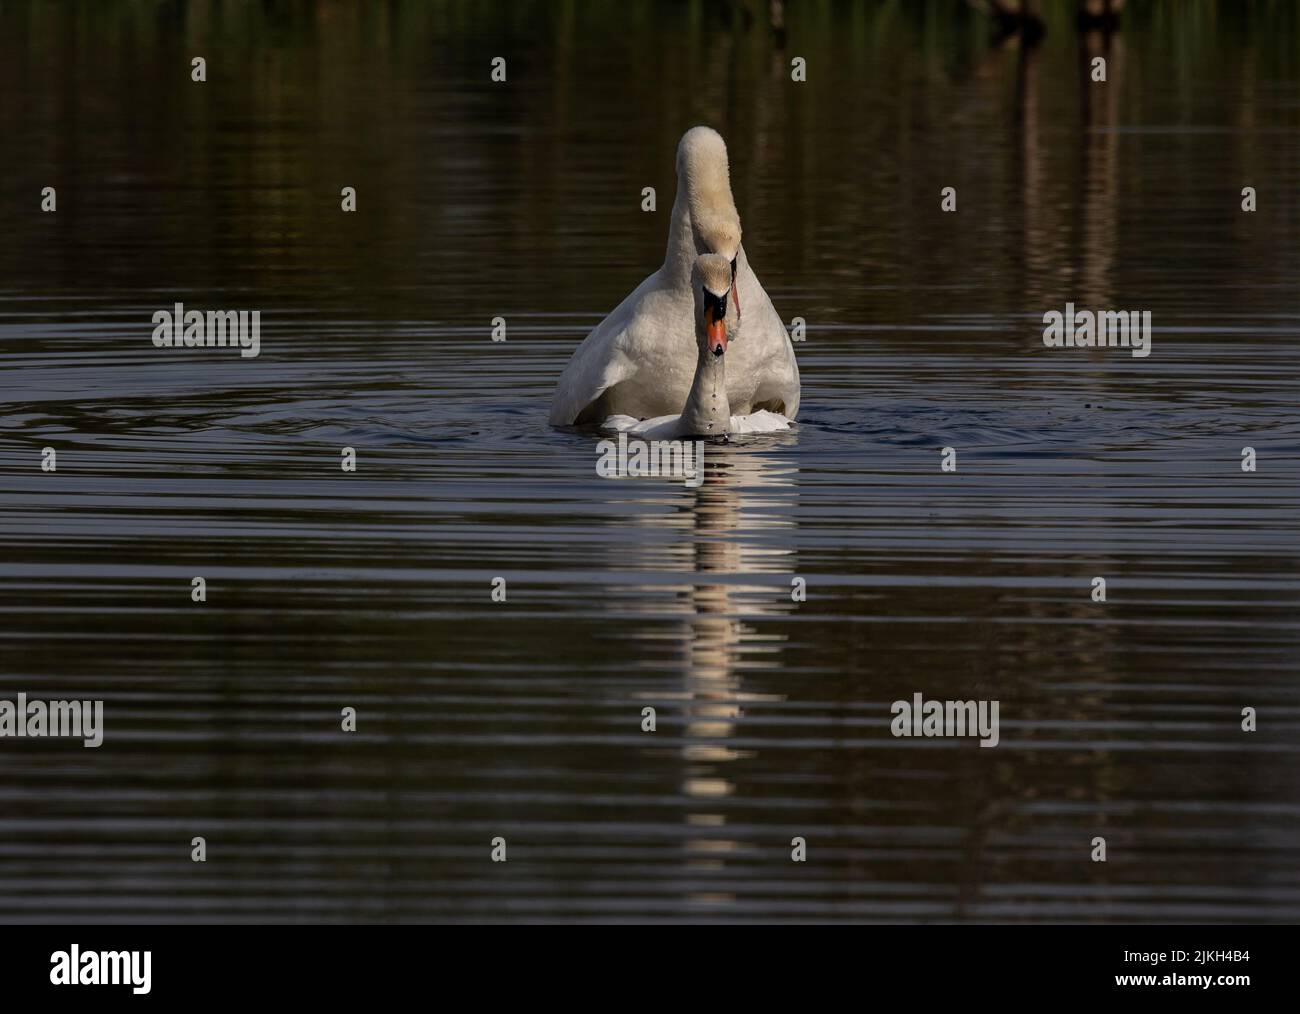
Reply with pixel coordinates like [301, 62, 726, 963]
[601, 409, 792, 439]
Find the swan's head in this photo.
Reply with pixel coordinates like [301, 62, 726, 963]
[692, 254, 738, 359]
[677, 126, 743, 315]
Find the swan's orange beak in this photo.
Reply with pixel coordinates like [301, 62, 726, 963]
[706, 305, 727, 357]
[707, 306, 728, 358]
[702, 283, 729, 356]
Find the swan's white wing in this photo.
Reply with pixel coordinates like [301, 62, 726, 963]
[607, 411, 789, 437]
[727, 410, 792, 434]
[750, 297, 802, 418]
[549, 325, 637, 426]
[601, 413, 683, 439]
[549, 272, 668, 426]
[736, 254, 802, 419]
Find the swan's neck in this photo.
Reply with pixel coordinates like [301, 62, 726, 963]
[663, 191, 696, 284]
[679, 347, 731, 437]
[664, 198, 752, 290]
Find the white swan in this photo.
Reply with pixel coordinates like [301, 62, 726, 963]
[601, 255, 794, 439]
[550, 126, 801, 426]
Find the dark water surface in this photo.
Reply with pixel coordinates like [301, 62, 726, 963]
[2, 1, 1299, 922]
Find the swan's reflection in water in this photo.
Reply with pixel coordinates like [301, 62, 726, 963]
[618, 438, 800, 909]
